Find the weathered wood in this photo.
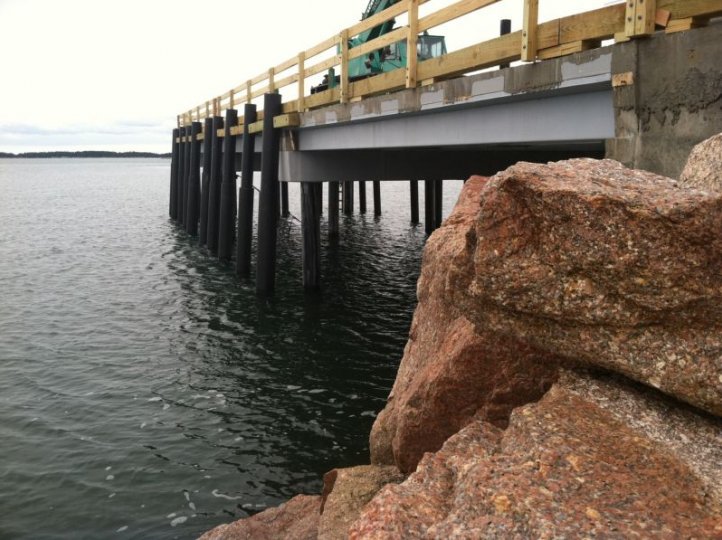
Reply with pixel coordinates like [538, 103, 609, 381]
[236, 104, 258, 279]
[666, 16, 709, 33]
[537, 39, 601, 61]
[301, 182, 322, 290]
[256, 93, 283, 295]
[273, 113, 300, 129]
[339, 29, 350, 103]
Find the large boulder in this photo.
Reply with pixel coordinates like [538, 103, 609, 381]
[680, 132, 722, 191]
[352, 370, 722, 538]
[199, 495, 320, 540]
[370, 177, 560, 474]
[450, 159, 722, 416]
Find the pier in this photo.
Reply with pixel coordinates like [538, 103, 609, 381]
[169, 0, 722, 293]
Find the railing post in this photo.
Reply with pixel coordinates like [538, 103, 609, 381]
[297, 52, 306, 112]
[246, 80, 252, 104]
[339, 29, 349, 103]
[406, 0, 419, 89]
[522, 0, 539, 62]
[625, 0, 656, 38]
[268, 68, 276, 94]
[229, 89, 235, 110]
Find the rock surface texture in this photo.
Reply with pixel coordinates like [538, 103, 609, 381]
[352, 370, 722, 539]
[680, 132, 722, 191]
[199, 494, 320, 540]
[451, 160, 722, 416]
[370, 177, 559, 473]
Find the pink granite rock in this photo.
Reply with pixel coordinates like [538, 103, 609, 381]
[352, 370, 722, 538]
[199, 494, 320, 540]
[680, 132, 722, 191]
[452, 159, 722, 415]
[370, 176, 559, 474]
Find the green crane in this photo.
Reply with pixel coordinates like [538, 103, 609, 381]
[313, 0, 447, 92]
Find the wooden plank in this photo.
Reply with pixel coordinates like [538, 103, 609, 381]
[419, 0, 501, 32]
[248, 120, 264, 134]
[274, 72, 299, 90]
[537, 39, 601, 61]
[348, 27, 406, 61]
[304, 55, 340, 78]
[612, 72, 634, 87]
[339, 29, 350, 103]
[666, 16, 709, 33]
[522, 0, 539, 61]
[246, 80, 252, 104]
[417, 31, 521, 81]
[273, 112, 300, 129]
[636, 0, 657, 36]
[656, 8, 671, 27]
[657, 0, 722, 20]
[274, 56, 298, 75]
[297, 52, 306, 111]
[303, 87, 341, 110]
[348, 68, 406, 100]
[406, 0, 419, 89]
[347, 1, 409, 38]
[553, 4, 625, 46]
[304, 35, 337, 61]
[268, 68, 275, 93]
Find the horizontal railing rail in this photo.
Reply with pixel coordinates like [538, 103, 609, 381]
[176, 0, 722, 138]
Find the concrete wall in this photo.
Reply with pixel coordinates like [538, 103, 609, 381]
[607, 20, 722, 179]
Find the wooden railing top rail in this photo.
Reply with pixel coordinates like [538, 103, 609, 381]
[176, 0, 722, 133]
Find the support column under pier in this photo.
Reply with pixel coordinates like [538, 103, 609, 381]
[373, 180, 381, 216]
[218, 109, 238, 261]
[301, 182, 322, 290]
[199, 118, 213, 245]
[410, 180, 419, 224]
[256, 93, 282, 295]
[342, 181, 354, 215]
[424, 180, 434, 235]
[236, 104, 258, 279]
[434, 179, 443, 229]
[169, 128, 179, 220]
[328, 181, 339, 239]
[206, 116, 224, 255]
[281, 182, 289, 218]
[358, 181, 366, 214]
[176, 127, 186, 225]
[185, 121, 202, 236]
[182, 126, 192, 229]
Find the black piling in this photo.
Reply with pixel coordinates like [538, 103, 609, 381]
[206, 116, 224, 255]
[199, 118, 213, 245]
[301, 183, 322, 290]
[280, 182, 289, 217]
[410, 179, 419, 224]
[358, 181, 367, 214]
[424, 179, 434, 235]
[328, 181, 339, 239]
[218, 109, 238, 261]
[373, 180, 381, 216]
[182, 126, 192, 228]
[434, 179, 443, 228]
[176, 127, 186, 224]
[256, 93, 282, 295]
[342, 181, 354, 215]
[185, 121, 202, 236]
[169, 128, 179, 219]
[500, 19, 512, 69]
[236, 103, 258, 278]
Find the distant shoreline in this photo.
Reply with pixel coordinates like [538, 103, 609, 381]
[0, 151, 171, 159]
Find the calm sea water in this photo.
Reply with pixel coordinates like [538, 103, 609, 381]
[0, 158, 461, 539]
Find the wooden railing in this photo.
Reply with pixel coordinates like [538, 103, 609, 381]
[176, 0, 722, 134]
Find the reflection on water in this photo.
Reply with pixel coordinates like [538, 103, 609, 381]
[0, 159, 461, 539]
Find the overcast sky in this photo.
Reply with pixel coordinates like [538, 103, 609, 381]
[0, 0, 615, 153]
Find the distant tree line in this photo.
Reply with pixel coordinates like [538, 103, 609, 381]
[0, 151, 171, 158]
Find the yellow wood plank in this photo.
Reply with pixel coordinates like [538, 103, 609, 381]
[636, 0, 657, 35]
[406, 0, 419, 89]
[348, 27, 406, 61]
[657, 0, 722, 20]
[665, 16, 709, 33]
[297, 52, 306, 112]
[417, 31, 520, 81]
[522, 0, 539, 61]
[419, 0, 501, 32]
[349, 68, 406, 99]
[537, 39, 600, 61]
[304, 55, 339, 78]
[303, 88, 341, 110]
[656, 8, 671, 27]
[612, 72, 635, 87]
[273, 113, 300, 129]
[339, 30, 350, 103]
[347, 1, 410, 38]
[304, 35, 337, 61]
[274, 73, 299, 90]
[248, 120, 264, 134]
